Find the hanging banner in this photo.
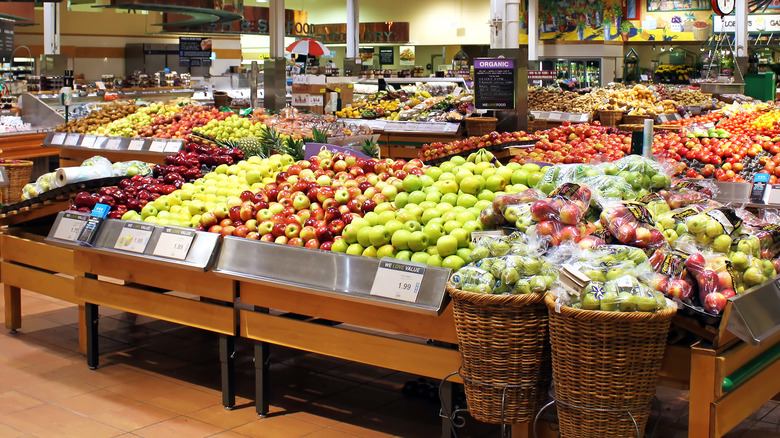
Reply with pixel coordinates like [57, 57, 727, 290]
[713, 14, 780, 33]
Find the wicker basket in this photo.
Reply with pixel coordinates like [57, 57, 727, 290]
[544, 294, 675, 438]
[527, 119, 549, 133]
[0, 160, 32, 204]
[448, 284, 552, 424]
[622, 114, 655, 125]
[465, 117, 498, 137]
[598, 110, 624, 127]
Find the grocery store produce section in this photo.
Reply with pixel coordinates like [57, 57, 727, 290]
[8, 81, 780, 437]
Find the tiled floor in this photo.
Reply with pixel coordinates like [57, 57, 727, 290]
[0, 290, 779, 438]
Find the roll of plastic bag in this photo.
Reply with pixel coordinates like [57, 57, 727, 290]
[54, 157, 114, 187]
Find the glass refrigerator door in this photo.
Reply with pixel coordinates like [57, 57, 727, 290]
[570, 61, 585, 84]
[556, 60, 570, 80]
[586, 60, 601, 87]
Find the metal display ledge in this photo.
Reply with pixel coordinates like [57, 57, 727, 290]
[215, 236, 450, 315]
[700, 82, 746, 95]
[42, 132, 184, 167]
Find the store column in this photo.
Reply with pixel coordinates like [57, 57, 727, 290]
[264, 0, 286, 110]
[528, 0, 538, 63]
[734, 0, 748, 83]
[343, 0, 360, 75]
[43, 2, 59, 55]
[488, 0, 528, 132]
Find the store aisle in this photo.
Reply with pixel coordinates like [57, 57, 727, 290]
[0, 289, 779, 438]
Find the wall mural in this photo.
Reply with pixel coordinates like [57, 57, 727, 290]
[516, 0, 714, 43]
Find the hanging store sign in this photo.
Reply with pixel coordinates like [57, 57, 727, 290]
[713, 14, 780, 33]
[474, 58, 516, 110]
[528, 70, 557, 80]
[310, 22, 410, 44]
[164, 5, 310, 36]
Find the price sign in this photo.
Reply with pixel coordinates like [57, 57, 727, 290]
[163, 140, 182, 153]
[113, 222, 154, 253]
[80, 135, 97, 148]
[106, 137, 122, 150]
[152, 227, 195, 260]
[149, 140, 167, 152]
[52, 213, 88, 242]
[128, 139, 145, 151]
[369, 258, 426, 303]
[539, 111, 550, 120]
[51, 133, 66, 145]
[64, 134, 81, 146]
[549, 111, 564, 121]
[93, 136, 108, 149]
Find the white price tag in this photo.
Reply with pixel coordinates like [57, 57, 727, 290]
[163, 140, 182, 153]
[152, 227, 195, 260]
[64, 134, 81, 146]
[106, 138, 122, 150]
[149, 140, 167, 152]
[113, 222, 154, 253]
[0, 167, 7, 184]
[470, 230, 506, 245]
[53, 213, 88, 242]
[51, 133, 66, 145]
[549, 111, 564, 121]
[539, 111, 550, 120]
[128, 139, 145, 151]
[369, 258, 426, 303]
[93, 136, 108, 149]
[80, 135, 97, 148]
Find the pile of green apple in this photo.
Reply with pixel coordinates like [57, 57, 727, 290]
[193, 114, 264, 143]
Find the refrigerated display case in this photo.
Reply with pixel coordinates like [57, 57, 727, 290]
[540, 58, 602, 88]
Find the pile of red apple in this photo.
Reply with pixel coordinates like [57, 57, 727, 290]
[69, 142, 242, 218]
[510, 122, 631, 165]
[420, 131, 536, 162]
[134, 106, 233, 139]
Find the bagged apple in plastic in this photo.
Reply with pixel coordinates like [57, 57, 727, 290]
[534, 163, 597, 195]
[530, 183, 591, 224]
[449, 266, 497, 294]
[599, 201, 664, 249]
[655, 179, 718, 210]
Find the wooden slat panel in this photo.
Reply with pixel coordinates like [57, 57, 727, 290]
[1, 262, 78, 304]
[1, 234, 75, 275]
[76, 276, 235, 335]
[721, 334, 780, 376]
[714, 357, 780, 436]
[239, 282, 458, 344]
[241, 310, 461, 381]
[74, 250, 233, 302]
[0, 133, 54, 160]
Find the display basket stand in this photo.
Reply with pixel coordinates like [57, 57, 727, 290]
[0, 159, 32, 205]
[465, 116, 499, 137]
[598, 110, 624, 127]
[445, 284, 552, 426]
[539, 294, 675, 438]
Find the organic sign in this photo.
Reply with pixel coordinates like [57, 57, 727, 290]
[473, 58, 515, 110]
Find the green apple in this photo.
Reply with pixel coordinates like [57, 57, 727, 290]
[419, 175, 435, 187]
[437, 235, 458, 257]
[462, 220, 482, 233]
[331, 239, 349, 253]
[402, 175, 423, 192]
[421, 208, 442, 225]
[141, 204, 158, 219]
[427, 254, 443, 266]
[396, 250, 413, 261]
[456, 247, 472, 262]
[711, 234, 732, 253]
[357, 227, 373, 247]
[342, 224, 360, 244]
[450, 228, 470, 248]
[376, 244, 396, 259]
[351, 217, 370, 230]
[121, 211, 140, 221]
[403, 220, 422, 232]
[408, 191, 427, 205]
[441, 255, 466, 271]
[425, 191, 442, 203]
[384, 219, 403, 235]
[153, 197, 170, 212]
[439, 180, 459, 194]
[408, 231, 430, 252]
[456, 194, 478, 208]
[364, 212, 380, 226]
[443, 220, 463, 234]
[458, 176, 481, 195]
[394, 192, 409, 208]
[511, 169, 529, 186]
[369, 225, 391, 247]
[440, 192, 459, 206]
[362, 246, 378, 258]
[477, 190, 495, 201]
[391, 230, 413, 250]
[423, 222, 445, 243]
[378, 210, 397, 225]
[410, 251, 430, 264]
[425, 166, 443, 181]
[485, 175, 506, 192]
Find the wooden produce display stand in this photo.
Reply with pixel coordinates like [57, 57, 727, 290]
[0, 132, 57, 161]
[41, 132, 184, 167]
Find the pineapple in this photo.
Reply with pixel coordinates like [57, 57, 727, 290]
[236, 137, 266, 158]
[361, 138, 380, 158]
[310, 126, 328, 143]
[281, 137, 306, 161]
[259, 126, 284, 154]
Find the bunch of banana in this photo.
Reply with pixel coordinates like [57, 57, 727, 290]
[467, 149, 496, 164]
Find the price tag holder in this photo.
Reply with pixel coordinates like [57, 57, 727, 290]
[51, 133, 67, 145]
[149, 139, 167, 152]
[751, 173, 770, 204]
[128, 139, 145, 151]
[105, 137, 123, 150]
[52, 212, 89, 242]
[113, 222, 154, 253]
[369, 258, 426, 303]
[163, 140, 182, 153]
[93, 136, 108, 149]
[152, 227, 195, 260]
[64, 134, 81, 146]
[80, 135, 97, 148]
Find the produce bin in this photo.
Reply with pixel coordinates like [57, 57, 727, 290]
[448, 284, 551, 424]
[544, 294, 675, 437]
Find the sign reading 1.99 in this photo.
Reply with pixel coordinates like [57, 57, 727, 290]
[473, 58, 516, 110]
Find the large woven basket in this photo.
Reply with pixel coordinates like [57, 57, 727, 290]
[0, 160, 32, 204]
[544, 294, 675, 437]
[448, 284, 552, 424]
[465, 117, 498, 137]
[598, 110, 624, 127]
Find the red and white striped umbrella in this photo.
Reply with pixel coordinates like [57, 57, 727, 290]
[286, 38, 330, 56]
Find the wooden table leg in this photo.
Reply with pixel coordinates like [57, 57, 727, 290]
[689, 345, 718, 438]
[219, 335, 236, 410]
[4, 284, 21, 333]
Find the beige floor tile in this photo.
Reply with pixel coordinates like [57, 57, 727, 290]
[52, 417, 125, 438]
[189, 403, 259, 430]
[328, 421, 393, 438]
[133, 416, 224, 438]
[207, 431, 251, 437]
[18, 376, 98, 402]
[233, 415, 324, 438]
[0, 403, 86, 435]
[92, 402, 178, 432]
[0, 422, 25, 437]
[0, 390, 45, 416]
[303, 429, 359, 438]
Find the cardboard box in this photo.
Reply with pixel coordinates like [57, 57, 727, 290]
[291, 84, 328, 94]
